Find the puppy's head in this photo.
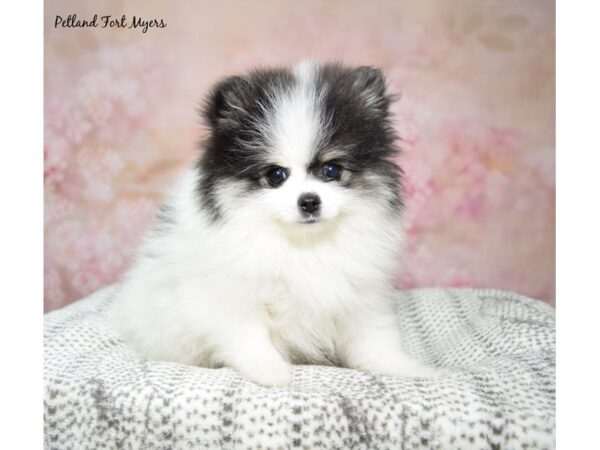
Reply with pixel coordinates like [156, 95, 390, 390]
[198, 62, 402, 230]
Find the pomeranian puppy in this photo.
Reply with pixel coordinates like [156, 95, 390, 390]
[112, 61, 437, 386]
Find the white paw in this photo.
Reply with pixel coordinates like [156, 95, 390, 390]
[240, 359, 293, 387]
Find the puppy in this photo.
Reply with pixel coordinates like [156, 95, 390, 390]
[112, 61, 437, 386]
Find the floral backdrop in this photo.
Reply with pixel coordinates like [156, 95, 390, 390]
[44, 0, 555, 311]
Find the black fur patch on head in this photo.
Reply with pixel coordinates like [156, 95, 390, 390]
[197, 68, 294, 219]
[312, 63, 402, 208]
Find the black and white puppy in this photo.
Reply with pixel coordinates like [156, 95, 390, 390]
[112, 62, 437, 386]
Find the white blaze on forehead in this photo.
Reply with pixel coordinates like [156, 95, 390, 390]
[269, 61, 322, 168]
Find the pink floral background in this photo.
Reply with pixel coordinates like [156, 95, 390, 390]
[44, 0, 555, 311]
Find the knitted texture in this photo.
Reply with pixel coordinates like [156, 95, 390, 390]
[44, 286, 555, 449]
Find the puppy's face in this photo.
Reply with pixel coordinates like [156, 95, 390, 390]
[199, 62, 402, 229]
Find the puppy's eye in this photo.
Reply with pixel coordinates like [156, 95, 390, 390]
[266, 166, 288, 187]
[322, 162, 342, 180]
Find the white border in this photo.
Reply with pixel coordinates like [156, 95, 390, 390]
[0, 1, 43, 448]
[556, 0, 600, 447]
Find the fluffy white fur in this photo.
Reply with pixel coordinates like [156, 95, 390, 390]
[112, 62, 437, 386]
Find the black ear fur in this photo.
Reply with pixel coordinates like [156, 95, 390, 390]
[203, 75, 252, 129]
[352, 66, 389, 111]
[354, 66, 386, 94]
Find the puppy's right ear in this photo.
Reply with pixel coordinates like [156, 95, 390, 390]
[202, 76, 252, 130]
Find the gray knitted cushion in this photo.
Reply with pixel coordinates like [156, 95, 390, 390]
[44, 285, 555, 449]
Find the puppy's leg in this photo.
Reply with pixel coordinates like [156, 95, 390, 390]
[339, 309, 439, 378]
[216, 320, 292, 387]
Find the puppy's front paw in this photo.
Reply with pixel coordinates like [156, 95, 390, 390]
[243, 359, 292, 387]
[233, 349, 292, 387]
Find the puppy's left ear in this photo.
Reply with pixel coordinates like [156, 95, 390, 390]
[352, 66, 389, 113]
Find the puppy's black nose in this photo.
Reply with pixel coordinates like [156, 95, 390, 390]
[298, 193, 321, 215]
